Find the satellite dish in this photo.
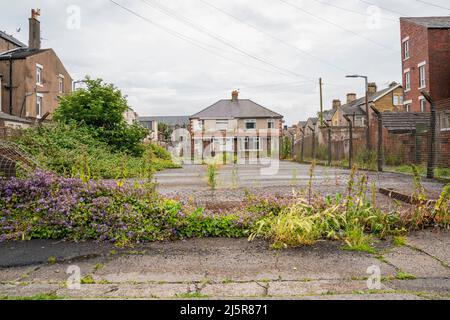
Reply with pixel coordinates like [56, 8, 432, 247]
[16, 27, 21, 33]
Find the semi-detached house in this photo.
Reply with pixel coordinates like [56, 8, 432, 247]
[189, 90, 283, 162]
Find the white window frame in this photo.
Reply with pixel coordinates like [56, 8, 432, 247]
[58, 74, 65, 94]
[403, 38, 410, 60]
[419, 97, 427, 113]
[216, 120, 229, 131]
[267, 119, 275, 129]
[36, 63, 43, 86]
[404, 69, 411, 92]
[244, 119, 256, 130]
[404, 100, 412, 112]
[36, 93, 43, 118]
[418, 62, 426, 89]
[440, 112, 450, 131]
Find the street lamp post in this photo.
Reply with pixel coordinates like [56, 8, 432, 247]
[346, 75, 371, 150]
[72, 80, 86, 92]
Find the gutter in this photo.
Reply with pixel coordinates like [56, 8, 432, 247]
[8, 55, 13, 115]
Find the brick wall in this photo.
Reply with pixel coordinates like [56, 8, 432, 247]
[400, 19, 450, 113]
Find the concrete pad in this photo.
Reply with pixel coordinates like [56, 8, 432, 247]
[407, 229, 450, 265]
[384, 246, 450, 278]
[0, 266, 37, 283]
[385, 279, 450, 294]
[57, 283, 194, 299]
[275, 242, 396, 280]
[268, 280, 382, 297]
[300, 293, 424, 300]
[0, 283, 60, 297]
[202, 282, 265, 297]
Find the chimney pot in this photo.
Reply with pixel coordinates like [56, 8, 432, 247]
[231, 90, 239, 102]
[29, 9, 41, 50]
[332, 99, 341, 110]
[346, 93, 357, 104]
[368, 82, 377, 94]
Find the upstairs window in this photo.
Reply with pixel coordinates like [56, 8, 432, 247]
[405, 71, 411, 91]
[245, 119, 256, 130]
[36, 64, 43, 85]
[216, 120, 228, 131]
[268, 120, 275, 129]
[419, 64, 426, 88]
[403, 40, 410, 60]
[393, 95, 403, 106]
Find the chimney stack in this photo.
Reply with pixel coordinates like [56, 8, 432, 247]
[29, 9, 41, 50]
[346, 93, 357, 104]
[368, 82, 377, 94]
[332, 99, 341, 110]
[231, 89, 239, 102]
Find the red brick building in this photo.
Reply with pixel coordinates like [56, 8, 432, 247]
[400, 17, 450, 113]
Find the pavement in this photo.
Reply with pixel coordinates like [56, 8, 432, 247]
[0, 229, 448, 300]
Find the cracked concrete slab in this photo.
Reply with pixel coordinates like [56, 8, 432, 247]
[267, 280, 379, 297]
[406, 230, 450, 266]
[384, 246, 450, 278]
[385, 278, 450, 294]
[275, 242, 396, 280]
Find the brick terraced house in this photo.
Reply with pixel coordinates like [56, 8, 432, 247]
[0, 9, 72, 123]
[400, 17, 450, 114]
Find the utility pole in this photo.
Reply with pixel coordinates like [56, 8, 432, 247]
[319, 78, 324, 126]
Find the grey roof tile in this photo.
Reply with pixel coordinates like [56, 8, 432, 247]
[138, 116, 190, 127]
[400, 17, 450, 28]
[0, 31, 27, 48]
[191, 99, 282, 119]
[0, 48, 49, 60]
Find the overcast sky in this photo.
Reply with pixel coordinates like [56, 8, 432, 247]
[1, 0, 449, 125]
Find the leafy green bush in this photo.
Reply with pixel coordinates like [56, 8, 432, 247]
[15, 123, 178, 179]
[54, 78, 148, 156]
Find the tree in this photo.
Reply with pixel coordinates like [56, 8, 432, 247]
[54, 77, 147, 156]
[158, 122, 173, 142]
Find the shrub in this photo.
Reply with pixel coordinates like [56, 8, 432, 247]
[0, 172, 248, 245]
[14, 123, 178, 179]
[54, 78, 148, 156]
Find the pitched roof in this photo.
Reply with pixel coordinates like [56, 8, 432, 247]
[0, 31, 27, 48]
[138, 116, 190, 127]
[322, 109, 336, 121]
[338, 82, 402, 116]
[381, 112, 430, 132]
[400, 17, 450, 29]
[0, 48, 50, 60]
[191, 99, 283, 119]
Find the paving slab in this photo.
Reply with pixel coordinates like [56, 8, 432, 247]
[0, 283, 61, 297]
[267, 280, 377, 297]
[57, 283, 195, 299]
[385, 278, 450, 294]
[406, 229, 450, 265]
[384, 246, 450, 278]
[275, 242, 396, 280]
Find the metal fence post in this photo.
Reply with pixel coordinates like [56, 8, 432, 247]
[422, 91, 435, 179]
[344, 115, 353, 169]
[370, 106, 383, 172]
[300, 128, 305, 163]
[309, 126, 316, 161]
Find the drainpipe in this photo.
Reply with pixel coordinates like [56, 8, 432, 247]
[8, 55, 13, 115]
